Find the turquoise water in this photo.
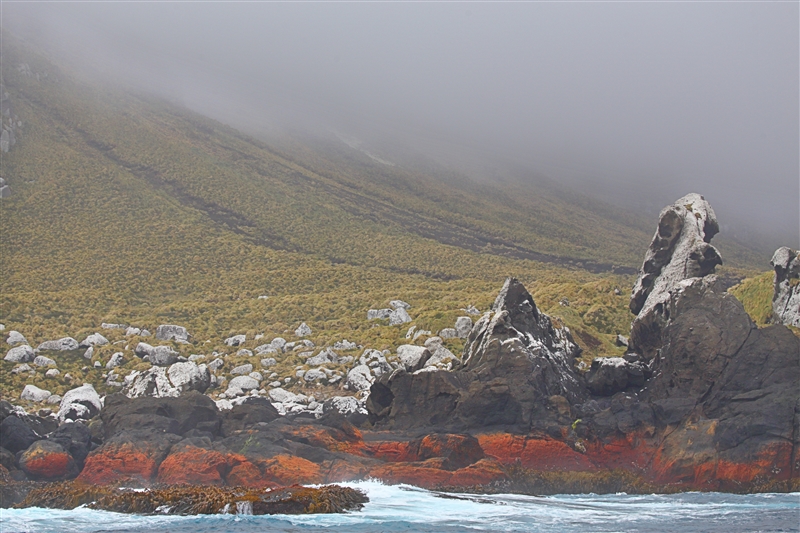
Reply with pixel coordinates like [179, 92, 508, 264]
[2, 482, 798, 532]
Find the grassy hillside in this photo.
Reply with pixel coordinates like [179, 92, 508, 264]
[0, 37, 770, 402]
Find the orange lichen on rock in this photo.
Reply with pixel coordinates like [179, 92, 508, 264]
[365, 440, 414, 462]
[478, 434, 594, 471]
[447, 458, 508, 486]
[157, 446, 229, 485]
[279, 424, 366, 455]
[322, 458, 370, 483]
[583, 435, 657, 472]
[18, 441, 78, 480]
[256, 454, 323, 486]
[77, 442, 163, 486]
[369, 459, 455, 488]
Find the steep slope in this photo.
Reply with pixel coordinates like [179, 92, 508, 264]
[0, 36, 766, 384]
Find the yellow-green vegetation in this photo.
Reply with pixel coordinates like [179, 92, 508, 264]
[0, 36, 771, 404]
[729, 272, 774, 326]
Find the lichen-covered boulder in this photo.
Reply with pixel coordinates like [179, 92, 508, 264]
[4, 345, 34, 363]
[770, 246, 800, 327]
[6, 331, 27, 346]
[36, 337, 79, 351]
[20, 385, 51, 403]
[155, 325, 190, 343]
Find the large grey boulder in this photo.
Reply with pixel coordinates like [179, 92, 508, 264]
[106, 352, 124, 369]
[306, 348, 339, 366]
[396, 345, 431, 372]
[78, 333, 109, 349]
[58, 384, 102, 422]
[388, 308, 412, 326]
[367, 309, 392, 320]
[454, 317, 473, 338]
[123, 367, 179, 398]
[629, 193, 722, 358]
[346, 364, 374, 392]
[36, 337, 79, 351]
[228, 375, 259, 391]
[123, 361, 211, 398]
[230, 363, 253, 376]
[133, 342, 154, 358]
[149, 345, 179, 366]
[33, 355, 56, 367]
[167, 362, 211, 394]
[155, 324, 190, 343]
[4, 345, 35, 363]
[7, 331, 27, 346]
[423, 337, 458, 369]
[770, 246, 800, 327]
[21, 385, 51, 403]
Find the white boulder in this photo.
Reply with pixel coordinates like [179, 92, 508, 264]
[21, 384, 51, 402]
[5, 344, 34, 363]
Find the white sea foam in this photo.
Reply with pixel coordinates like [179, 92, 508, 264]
[2, 483, 798, 533]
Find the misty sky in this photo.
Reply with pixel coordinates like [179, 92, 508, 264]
[3, 2, 798, 248]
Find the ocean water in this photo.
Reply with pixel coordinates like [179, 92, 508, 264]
[2, 482, 798, 533]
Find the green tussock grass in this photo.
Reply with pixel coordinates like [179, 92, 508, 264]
[729, 271, 774, 326]
[0, 36, 770, 403]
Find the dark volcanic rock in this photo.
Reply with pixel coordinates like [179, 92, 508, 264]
[47, 423, 93, 467]
[19, 440, 79, 480]
[0, 416, 40, 454]
[585, 357, 650, 396]
[368, 278, 586, 431]
[101, 391, 221, 440]
[221, 397, 280, 437]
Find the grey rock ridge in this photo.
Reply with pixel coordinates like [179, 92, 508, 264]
[629, 193, 722, 359]
[771, 246, 800, 327]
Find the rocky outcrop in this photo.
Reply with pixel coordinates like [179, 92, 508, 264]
[771, 246, 800, 327]
[367, 277, 585, 432]
[629, 193, 722, 359]
[123, 362, 210, 398]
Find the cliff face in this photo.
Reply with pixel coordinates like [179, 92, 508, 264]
[2, 194, 798, 497]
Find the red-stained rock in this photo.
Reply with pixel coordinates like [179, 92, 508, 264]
[255, 454, 323, 486]
[365, 440, 413, 462]
[322, 458, 370, 483]
[366, 433, 484, 470]
[447, 458, 508, 486]
[19, 440, 78, 481]
[478, 434, 595, 471]
[277, 423, 366, 455]
[225, 456, 279, 489]
[369, 459, 454, 488]
[156, 444, 228, 485]
[77, 434, 181, 486]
